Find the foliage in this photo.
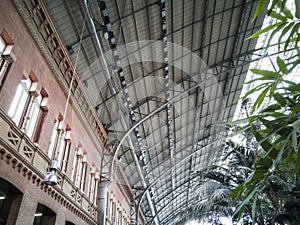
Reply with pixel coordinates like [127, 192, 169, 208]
[188, 0, 300, 224]
[228, 0, 300, 224]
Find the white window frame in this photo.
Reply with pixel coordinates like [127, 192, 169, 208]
[61, 129, 71, 173]
[88, 168, 96, 202]
[8, 77, 44, 139]
[0, 36, 5, 60]
[80, 154, 87, 191]
[72, 147, 87, 192]
[8, 77, 31, 125]
[0, 35, 15, 86]
[48, 118, 63, 159]
[23, 93, 42, 138]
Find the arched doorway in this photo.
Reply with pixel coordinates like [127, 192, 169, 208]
[0, 177, 23, 225]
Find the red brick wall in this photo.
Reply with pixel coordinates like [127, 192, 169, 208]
[0, 0, 133, 224]
[0, 1, 130, 225]
[0, 0, 103, 182]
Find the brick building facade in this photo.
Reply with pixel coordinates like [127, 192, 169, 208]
[0, 1, 142, 224]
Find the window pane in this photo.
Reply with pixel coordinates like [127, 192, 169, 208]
[71, 153, 78, 181]
[62, 140, 71, 173]
[0, 37, 5, 57]
[56, 132, 65, 164]
[8, 78, 31, 125]
[33, 203, 56, 225]
[26, 95, 42, 138]
[48, 121, 58, 158]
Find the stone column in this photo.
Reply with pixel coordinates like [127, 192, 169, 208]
[97, 180, 109, 225]
[14, 191, 37, 225]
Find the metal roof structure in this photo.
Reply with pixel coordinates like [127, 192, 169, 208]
[43, 0, 266, 224]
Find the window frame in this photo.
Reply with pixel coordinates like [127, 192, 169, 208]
[7, 71, 45, 140]
[0, 29, 15, 90]
[61, 128, 71, 173]
[47, 115, 63, 159]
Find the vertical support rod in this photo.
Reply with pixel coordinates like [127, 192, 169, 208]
[130, 197, 136, 225]
[97, 180, 110, 225]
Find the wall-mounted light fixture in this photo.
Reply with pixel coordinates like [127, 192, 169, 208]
[43, 160, 59, 186]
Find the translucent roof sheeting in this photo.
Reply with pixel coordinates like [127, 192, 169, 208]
[44, 0, 266, 224]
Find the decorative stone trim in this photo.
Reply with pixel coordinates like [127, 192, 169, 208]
[12, 0, 133, 192]
[13, 0, 110, 154]
[12, 0, 134, 200]
[0, 146, 98, 225]
[0, 109, 98, 224]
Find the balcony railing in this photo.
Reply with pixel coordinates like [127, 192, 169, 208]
[0, 108, 98, 224]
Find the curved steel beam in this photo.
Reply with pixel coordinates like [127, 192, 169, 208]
[135, 137, 225, 224]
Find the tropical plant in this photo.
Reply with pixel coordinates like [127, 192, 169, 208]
[182, 138, 256, 225]
[228, 0, 300, 224]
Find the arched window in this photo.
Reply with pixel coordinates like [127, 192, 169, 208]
[0, 177, 23, 225]
[0, 29, 15, 90]
[110, 196, 116, 223]
[33, 203, 56, 225]
[87, 166, 100, 204]
[32, 87, 48, 143]
[8, 71, 47, 140]
[65, 221, 75, 225]
[8, 75, 32, 126]
[61, 126, 71, 173]
[71, 146, 87, 191]
[47, 114, 63, 159]
[48, 117, 72, 173]
[117, 204, 122, 225]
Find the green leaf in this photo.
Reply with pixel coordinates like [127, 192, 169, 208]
[254, 158, 273, 170]
[245, 77, 275, 84]
[292, 119, 300, 133]
[263, 103, 282, 112]
[276, 56, 288, 73]
[282, 0, 288, 10]
[282, 5, 294, 19]
[270, 111, 285, 118]
[273, 93, 286, 106]
[286, 97, 297, 107]
[228, 116, 256, 125]
[284, 23, 300, 51]
[278, 22, 295, 49]
[252, 86, 270, 111]
[250, 68, 279, 78]
[227, 183, 244, 200]
[252, 127, 277, 159]
[296, 143, 300, 176]
[234, 185, 262, 219]
[246, 22, 285, 40]
[274, 133, 291, 165]
[237, 205, 246, 221]
[296, 0, 300, 19]
[266, 22, 288, 48]
[282, 79, 297, 86]
[253, 0, 267, 22]
[288, 83, 300, 92]
[277, 0, 294, 19]
[292, 129, 298, 152]
[252, 196, 257, 225]
[282, 149, 294, 171]
[269, 10, 287, 21]
[267, 0, 279, 14]
[242, 83, 268, 100]
[230, 123, 252, 136]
